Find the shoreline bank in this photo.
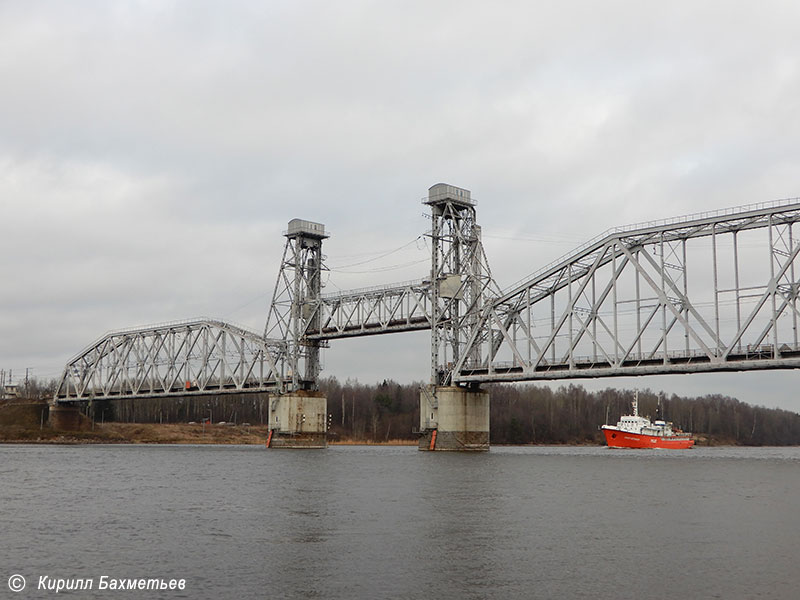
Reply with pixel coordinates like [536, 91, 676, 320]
[0, 423, 737, 446]
[0, 422, 426, 445]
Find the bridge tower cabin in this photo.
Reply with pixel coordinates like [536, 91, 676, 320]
[264, 218, 329, 448]
[419, 184, 494, 451]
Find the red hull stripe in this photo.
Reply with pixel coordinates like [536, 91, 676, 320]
[603, 429, 694, 449]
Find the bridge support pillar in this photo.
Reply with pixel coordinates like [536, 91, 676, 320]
[267, 392, 327, 449]
[49, 404, 82, 431]
[418, 386, 489, 451]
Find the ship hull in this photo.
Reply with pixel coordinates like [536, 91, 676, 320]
[602, 427, 694, 449]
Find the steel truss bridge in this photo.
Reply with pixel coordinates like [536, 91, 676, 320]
[56, 184, 800, 402]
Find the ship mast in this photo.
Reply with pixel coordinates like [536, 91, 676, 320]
[632, 390, 639, 417]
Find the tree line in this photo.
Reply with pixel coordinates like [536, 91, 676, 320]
[320, 378, 800, 445]
[486, 383, 800, 445]
[7, 376, 800, 445]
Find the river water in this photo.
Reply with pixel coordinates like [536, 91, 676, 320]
[2, 444, 799, 599]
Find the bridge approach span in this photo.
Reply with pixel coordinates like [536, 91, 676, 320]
[56, 318, 286, 401]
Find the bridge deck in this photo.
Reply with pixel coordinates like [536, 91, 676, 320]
[457, 346, 800, 382]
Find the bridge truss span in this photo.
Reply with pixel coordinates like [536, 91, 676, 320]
[56, 318, 286, 401]
[454, 198, 800, 383]
[309, 279, 433, 340]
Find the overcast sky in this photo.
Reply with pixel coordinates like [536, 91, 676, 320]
[2, 1, 800, 411]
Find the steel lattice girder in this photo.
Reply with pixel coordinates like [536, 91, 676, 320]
[453, 198, 800, 383]
[264, 222, 327, 391]
[55, 319, 286, 401]
[425, 192, 500, 385]
[306, 280, 433, 339]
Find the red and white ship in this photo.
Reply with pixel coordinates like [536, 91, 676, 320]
[601, 392, 694, 449]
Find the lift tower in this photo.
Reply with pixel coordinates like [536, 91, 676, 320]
[420, 184, 498, 450]
[264, 218, 328, 447]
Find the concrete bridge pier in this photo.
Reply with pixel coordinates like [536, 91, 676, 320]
[267, 392, 327, 448]
[49, 404, 82, 431]
[418, 386, 489, 451]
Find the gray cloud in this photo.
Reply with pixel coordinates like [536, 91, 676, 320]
[2, 1, 800, 410]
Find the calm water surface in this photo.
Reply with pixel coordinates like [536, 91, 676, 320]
[2, 444, 799, 599]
